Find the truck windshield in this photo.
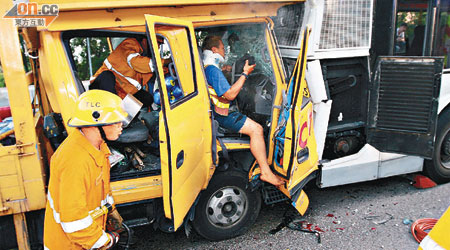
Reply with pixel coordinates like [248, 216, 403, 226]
[196, 23, 275, 79]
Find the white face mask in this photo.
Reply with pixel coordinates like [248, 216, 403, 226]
[203, 50, 225, 68]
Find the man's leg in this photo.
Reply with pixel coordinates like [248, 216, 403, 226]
[90, 71, 117, 94]
[140, 109, 159, 141]
[239, 118, 285, 186]
[134, 89, 154, 107]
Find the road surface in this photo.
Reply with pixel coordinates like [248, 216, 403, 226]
[132, 175, 450, 249]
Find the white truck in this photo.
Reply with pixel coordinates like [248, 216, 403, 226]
[272, 0, 449, 187]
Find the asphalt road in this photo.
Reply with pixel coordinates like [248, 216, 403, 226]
[132, 175, 450, 250]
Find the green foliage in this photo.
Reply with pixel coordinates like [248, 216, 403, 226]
[397, 11, 428, 40]
[0, 72, 4, 88]
[70, 37, 110, 80]
[195, 31, 208, 48]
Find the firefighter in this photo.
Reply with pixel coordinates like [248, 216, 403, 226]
[43, 90, 128, 250]
[90, 37, 155, 106]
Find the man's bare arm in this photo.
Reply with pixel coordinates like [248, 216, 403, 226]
[222, 60, 255, 101]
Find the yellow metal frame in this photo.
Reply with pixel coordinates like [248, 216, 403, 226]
[111, 176, 163, 204]
[42, 2, 294, 31]
[0, 5, 46, 217]
[0, 3, 48, 249]
[38, 30, 79, 127]
[36, 0, 302, 11]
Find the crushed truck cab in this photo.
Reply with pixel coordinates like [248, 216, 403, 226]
[0, 0, 319, 248]
[2, 0, 447, 248]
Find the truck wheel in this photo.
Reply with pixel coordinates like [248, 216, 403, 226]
[424, 108, 450, 183]
[192, 170, 261, 241]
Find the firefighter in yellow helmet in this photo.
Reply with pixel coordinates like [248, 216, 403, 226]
[44, 90, 129, 250]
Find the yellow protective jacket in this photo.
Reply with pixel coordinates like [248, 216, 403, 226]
[44, 129, 114, 250]
[207, 85, 230, 116]
[204, 65, 231, 116]
[92, 38, 153, 99]
[419, 206, 450, 250]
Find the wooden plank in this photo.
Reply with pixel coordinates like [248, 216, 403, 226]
[13, 212, 31, 250]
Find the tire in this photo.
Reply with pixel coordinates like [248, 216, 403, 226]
[424, 108, 450, 183]
[192, 170, 261, 241]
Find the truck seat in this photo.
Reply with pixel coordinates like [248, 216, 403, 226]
[116, 119, 149, 143]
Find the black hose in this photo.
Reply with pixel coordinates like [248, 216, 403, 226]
[119, 223, 131, 250]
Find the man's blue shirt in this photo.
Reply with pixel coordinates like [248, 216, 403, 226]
[204, 65, 230, 97]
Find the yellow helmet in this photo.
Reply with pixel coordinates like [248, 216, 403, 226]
[68, 90, 129, 127]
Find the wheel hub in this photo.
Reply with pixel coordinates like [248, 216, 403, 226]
[441, 132, 450, 169]
[443, 134, 450, 156]
[206, 187, 247, 227]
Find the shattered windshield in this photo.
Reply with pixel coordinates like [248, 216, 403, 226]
[196, 23, 274, 78]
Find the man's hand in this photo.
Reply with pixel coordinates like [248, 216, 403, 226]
[107, 209, 124, 232]
[243, 60, 256, 75]
[222, 60, 256, 101]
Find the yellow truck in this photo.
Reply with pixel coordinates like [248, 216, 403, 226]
[0, 1, 319, 248]
[0, 0, 447, 249]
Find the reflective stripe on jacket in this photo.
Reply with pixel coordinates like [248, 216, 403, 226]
[207, 83, 230, 116]
[92, 38, 153, 99]
[44, 129, 113, 250]
[419, 236, 445, 250]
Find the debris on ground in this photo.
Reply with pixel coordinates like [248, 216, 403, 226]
[269, 214, 322, 244]
[287, 220, 322, 243]
[402, 219, 413, 225]
[364, 213, 393, 224]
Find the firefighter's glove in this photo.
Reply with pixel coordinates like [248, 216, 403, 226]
[107, 208, 124, 232]
[97, 231, 120, 250]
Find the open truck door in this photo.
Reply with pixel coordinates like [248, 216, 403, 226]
[367, 57, 444, 158]
[269, 27, 319, 215]
[144, 15, 213, 231]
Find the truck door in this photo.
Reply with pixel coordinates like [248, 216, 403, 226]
[367, 57, 443, 158]
[270, 28, 319, 215]
[144, 15, 213, 230]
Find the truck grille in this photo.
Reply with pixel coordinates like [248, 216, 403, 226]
[375, 61, 436, 133]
